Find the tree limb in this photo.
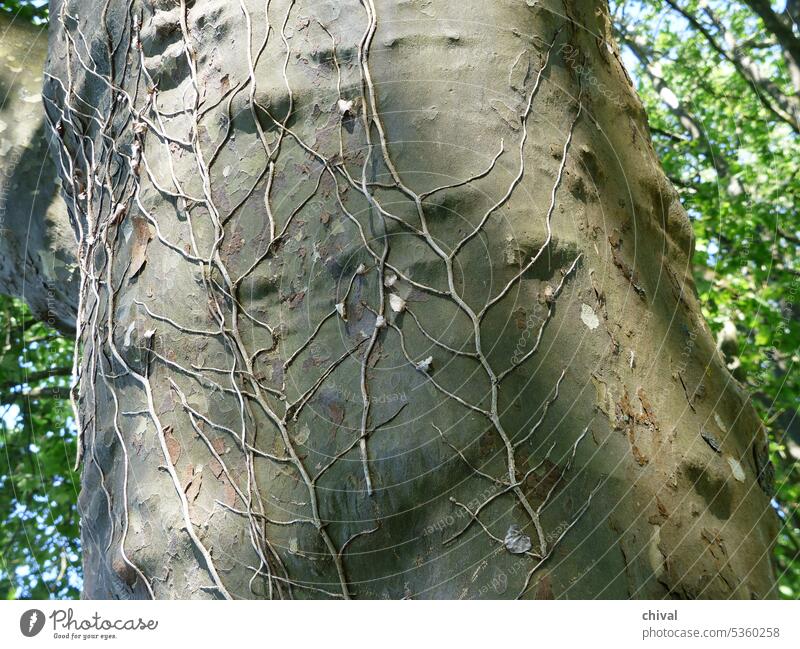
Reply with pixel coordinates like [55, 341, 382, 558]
[664, 0, 800, 133]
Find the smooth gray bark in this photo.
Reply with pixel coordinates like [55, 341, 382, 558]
[0, 13, 77, 333]
[0, 0, 779, 599]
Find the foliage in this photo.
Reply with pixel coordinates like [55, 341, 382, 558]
[0, 294, 80, 599]
[0, 0, 48, 23]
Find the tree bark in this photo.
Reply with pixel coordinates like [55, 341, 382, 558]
[0, 12, 77, 333]
[32, 0, 778, 599]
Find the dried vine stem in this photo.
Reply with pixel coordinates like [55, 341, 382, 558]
[47, 1, 595, 598]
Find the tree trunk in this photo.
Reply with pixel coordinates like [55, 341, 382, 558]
[0, 12, 77, 333]
[28, 0, 778, 598]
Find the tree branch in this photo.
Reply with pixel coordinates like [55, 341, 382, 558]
[0, 366, 73, 392]
[664, 0, 800, 133]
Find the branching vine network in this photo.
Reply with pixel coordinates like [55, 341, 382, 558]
[43, 0, 594, 599]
